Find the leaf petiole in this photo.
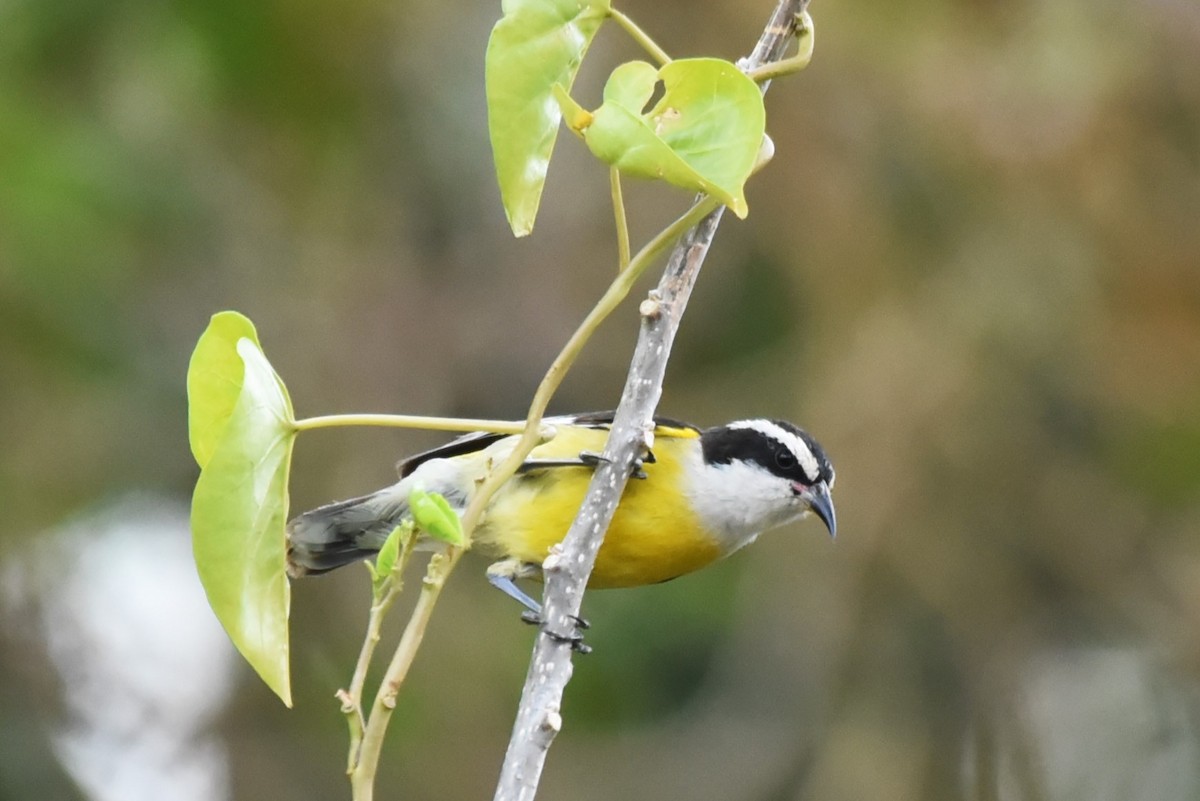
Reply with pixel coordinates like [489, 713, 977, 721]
[293, 414, 530, 436]
[609, 7, 670, 66]
[610, 167, 631, 271]
[744, 11, 814, 82]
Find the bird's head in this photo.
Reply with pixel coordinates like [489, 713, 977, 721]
[695, 419, 836, 542]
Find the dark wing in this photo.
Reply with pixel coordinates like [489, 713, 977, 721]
[567, 410, 701, 438]
[565, 410, 617, 429]
[397, 429, 511, 477]
[396, 413, 701, 477]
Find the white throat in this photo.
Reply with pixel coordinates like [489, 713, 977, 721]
[685, 450, 807, 555]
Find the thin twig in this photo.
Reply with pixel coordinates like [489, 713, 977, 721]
[493, 2, 810, 799]
[342, 535, 417, 777]
[351, 553, 456, 801]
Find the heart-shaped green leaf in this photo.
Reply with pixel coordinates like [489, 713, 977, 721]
[188, 314, 296, 707]
[558, 58, 766, 218]
[409, 488, 464, 547]
[486, 0, 611, 237]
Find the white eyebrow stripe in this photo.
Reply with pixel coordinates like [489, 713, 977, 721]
[728, 419, 820, 482]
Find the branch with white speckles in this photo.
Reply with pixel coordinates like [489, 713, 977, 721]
[492, 2, 812, 798]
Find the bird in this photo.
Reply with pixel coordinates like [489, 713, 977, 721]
[286, 412, 835, 644]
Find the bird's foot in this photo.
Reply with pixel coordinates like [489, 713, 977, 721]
[520, 610, 593, 654]
[580, 450, 654, 480]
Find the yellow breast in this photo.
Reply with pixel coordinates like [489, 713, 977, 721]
[474, 426, 723, 588]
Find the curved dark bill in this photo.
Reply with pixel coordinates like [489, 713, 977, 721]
[807, 481, 836, 539]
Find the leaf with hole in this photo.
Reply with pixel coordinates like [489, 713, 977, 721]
[486, 0, 612, 236]
[557, 58, 766, 217]
[188, 312, 295, 707]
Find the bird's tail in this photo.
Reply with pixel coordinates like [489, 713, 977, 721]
[286, 488, 406, 578]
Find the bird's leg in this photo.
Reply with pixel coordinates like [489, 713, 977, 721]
[486, 559, 592, 654]
[486, 560, 544, 615]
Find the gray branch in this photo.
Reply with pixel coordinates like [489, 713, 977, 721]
[492, 3, 810, 799]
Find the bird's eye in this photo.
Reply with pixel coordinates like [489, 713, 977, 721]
[775, 450, 797, 470]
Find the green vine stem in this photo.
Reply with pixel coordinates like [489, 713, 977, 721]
[294, 413, 529, 436]
[610, 167, 631, 271]
[446, 192, 721, 555]
[744, 10, 814, 83]
[609, 8, 671, 66]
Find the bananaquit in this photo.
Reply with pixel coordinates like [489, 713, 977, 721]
[287, 412, 836, 626]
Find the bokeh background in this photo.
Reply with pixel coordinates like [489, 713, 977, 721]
[3, 0, 1199, 798]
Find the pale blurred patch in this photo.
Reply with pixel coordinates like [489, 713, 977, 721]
[2, 495, 237, 801]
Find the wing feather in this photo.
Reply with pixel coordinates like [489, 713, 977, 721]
[396, 412, 700, 477]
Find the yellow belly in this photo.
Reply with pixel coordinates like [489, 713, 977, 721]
[473, 429, 723, 588]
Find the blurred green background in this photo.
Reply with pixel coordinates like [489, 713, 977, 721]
[2, 0, 1199, 799]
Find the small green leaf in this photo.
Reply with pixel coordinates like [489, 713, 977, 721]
[373, 522, 410, 591]
[409, 488, 464, 547]
[189, 319, 296, 707]
[558, 58, 766, 218]
[486, 0, 612, 236]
